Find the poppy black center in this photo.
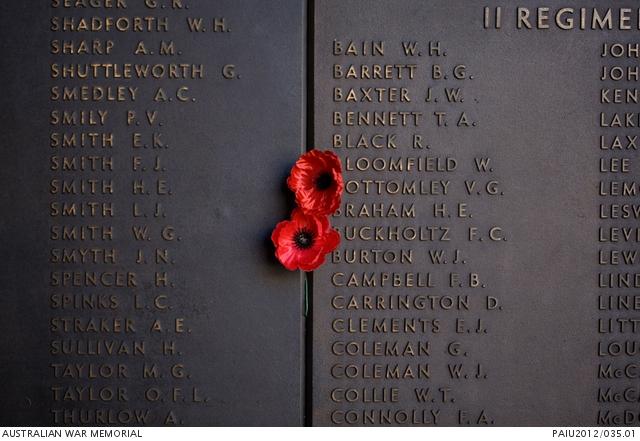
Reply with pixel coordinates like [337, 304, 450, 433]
[315, 172, 333, 190]
[294, 230, 314, 249]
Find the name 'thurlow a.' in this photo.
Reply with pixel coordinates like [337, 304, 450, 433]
[2, 429, 141, 439]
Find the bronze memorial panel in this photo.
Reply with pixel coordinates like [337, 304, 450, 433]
[312, 0, 640, 427]
[0, 0, 305, 426]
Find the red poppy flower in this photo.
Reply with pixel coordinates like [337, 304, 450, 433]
[271, 208, 340, 271]
[287, 150, 343, 216]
